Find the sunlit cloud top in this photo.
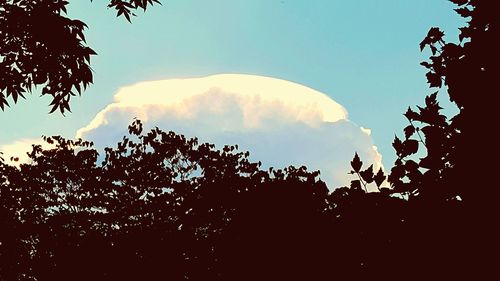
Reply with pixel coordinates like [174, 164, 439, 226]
[77, 74, 347, 138]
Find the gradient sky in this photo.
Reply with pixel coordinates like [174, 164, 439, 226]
[0, 0, 464, 169]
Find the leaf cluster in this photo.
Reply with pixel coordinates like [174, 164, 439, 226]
[0, 0, 162, 113]
[0, 0, 97, 113]
[387, 0, 494, 203]
[348, 153, 387, 193]
[101, 0, 161, 22]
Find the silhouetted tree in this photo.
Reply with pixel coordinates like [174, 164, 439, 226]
[334, 0, 495, 276]
[388, 0, 496, 203]
[0, 120, 333, 280]
[0, 0, 161, 113]
[386, 0, 496, 275]
[0, 119, 474, 280]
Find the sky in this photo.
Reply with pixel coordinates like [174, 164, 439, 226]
[0, 0, 464, 188]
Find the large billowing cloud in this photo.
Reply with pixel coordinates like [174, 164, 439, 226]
[76, 74, 382, 190]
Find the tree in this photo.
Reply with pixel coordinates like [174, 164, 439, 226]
[0, 119, 474, 280]
[385, 1, 496, 274]
[389, 0, 496, 204]
[0, 0, 161, 113]
[0, 120, 332, 280]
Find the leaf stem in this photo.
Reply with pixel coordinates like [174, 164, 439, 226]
[407, 118, 427, 149]
[355, 172, 368, 192]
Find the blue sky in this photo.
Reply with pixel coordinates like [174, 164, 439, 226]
[0, 0, 464, 171]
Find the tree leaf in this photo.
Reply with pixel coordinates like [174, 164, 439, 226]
[350, 180, 362, 190]
[403, 139, 419, 156]
[426, 72, 442, 88]
[393, 136, 404, 156]
[360, 164, 374, 184]
[374, 168, 386, 187]
[404, 107, 419, 120]
[427, 27, 445, 43]
[449, 0, 468, 5]
[420, 61, 432, 68]
[404, 125, 415, 139]
[350, 152, 363, 173]
[455, 7, 472, 18]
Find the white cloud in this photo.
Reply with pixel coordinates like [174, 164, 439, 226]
[77, 74, 347, 136]
[75, 74, 382, 190]
[0, 138, 47, 165]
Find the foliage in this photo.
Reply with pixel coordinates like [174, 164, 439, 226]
[98, 0, 162, 22]
[1, 120, 474, 280]
[349, 152, 387, 193]
[388, 0, 495, 204]
[0, 120, 331, 279]
[0, 0, 161, 113]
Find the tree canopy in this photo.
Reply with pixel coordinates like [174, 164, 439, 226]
[0, 0, 161, 113]
[0, 120, 471, 280]
[389, 0, 496, 206]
